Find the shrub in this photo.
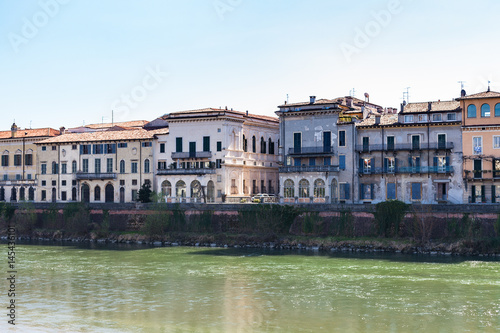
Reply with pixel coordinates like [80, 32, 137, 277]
[373, 200, 409, 237]
[15, 202, 37, 235]
[64, 202, 91, 235]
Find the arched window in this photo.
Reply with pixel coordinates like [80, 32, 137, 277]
[260, 137, 266, 154]
[28, 186, 35, 201]
[81, 184, 90, 203]
[72, 160, 77, 173]
[268, 138, 273, 154]
[14, 150, 22, 166]
[481, 103, 491, 117]
[19, 187, 25, 201]
[144, 159, 150, 173]
[331, 179, 338, 203]
[191, 180, 202, 198]
[161, 180, 172, 197]
[495, 103, 500, 117]
[176, 180, 186, 198]
[252, 136, 256, 153]
[207, 180, 215, 203]
[94, 185, 101, 201]
[72, 187, 77, 201]
[120, 160, 125, 173]
[105, 184, 114, 203]
[284, 179, 295, 198]
[11, 187, 17, 202]
[313, 179, 325, 198]
[0, 187, 4, 201]
[299, 179, 310, 198]
[25, 149, 33, 166]
[242, 135, 247, 152]
[1, 151, 9, 167]
[467, 104, 477, 118]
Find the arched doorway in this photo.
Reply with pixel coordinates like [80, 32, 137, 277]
[19, 187, 25, 201]
[51, 188, 56, 203]
[176, 180, 186, 198]
[190, 180, 202, 200]
[72, 187, 77, 201]
[28, 186, 35, 201]
[331, 179, 338, 203]
[207, 180, 215, 203]
[94, 186, 101, 201]
[105, 184, 114, 203]
[120, 187, 125, 203]
[81, 184, 90, 203]
[161, 180, 172, 198]
[10, 187, 17, 202]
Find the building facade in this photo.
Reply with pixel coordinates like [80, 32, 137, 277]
[36, 128, 165, 203]
[154, 108, 279, 203]
[459, 89, 500, 203]
[0, 124, 60, 202]
[355, 100, 463, 204]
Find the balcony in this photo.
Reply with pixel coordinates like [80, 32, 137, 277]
[0, 177, 37, 186]
[76, 172, 117, 180]
[279, 165, 340, 173]
[157, 167, 216, 175]
[171, 151, 212, 159]
[359, 166, 454, 175]
[356, 142, 454, 152]
[288, 146, 334, 156]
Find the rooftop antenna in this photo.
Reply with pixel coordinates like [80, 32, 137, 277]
[488, 80, 491, 92]
[286, 94, 289, 104]
[29, 120, 32, 129]
[458, 81, 465, 90]
[350, 88, 356, 98]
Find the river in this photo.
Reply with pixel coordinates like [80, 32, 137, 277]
[2, 242, 500, 332]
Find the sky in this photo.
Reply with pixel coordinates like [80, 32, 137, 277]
[1, 0, 500, 130]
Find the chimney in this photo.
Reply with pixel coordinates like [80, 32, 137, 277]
[461, 89, 466, 97]
[427, 102, 432, 111]
[246, 110, 248, 116]
[400, 102, 405, 113]
[346, 96, 353, 107]
[309, 96, 316, 104]
[59, 126, 66, 135]
[11, 123, 18, 138]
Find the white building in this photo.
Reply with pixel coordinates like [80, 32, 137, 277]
[154, 108, 279, 203]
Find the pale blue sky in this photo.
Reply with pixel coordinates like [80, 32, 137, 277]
[1, 0, 499, 129]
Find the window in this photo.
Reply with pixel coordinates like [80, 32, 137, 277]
[284, 179, 294, 198]
[447, 113, 457, 121]
[409, 156, 421, 171]
[411, 182, 422, 201]
[242, 135, 248, 152]
[217, 189, 222, 198]
[339, 155, 346, 170]
[217, 141, 222, 152]
[387, 183, 396, 200]
[132, 190, 138, 201]
[203, 136, 210, 152]
[384, 157, 395, 173]
[118, 143, 127, 148]
[473, 159, 482, 179]
[27, 174, 32, 180]
[14, 154, 21, 166]
[93, 144, 103, 154]
[25, 153, 33, 166]
[61, 163, 67, 174]
[41, 146, 47, 151]
[362, 137, 369, 151]
[435, 156, 448, 172]
[41, 190, 46, 201]
[309, 158, 316, 166]
[432, 114, 442, 122]
[105, 144, 116, 154]
[132, 179, 138, 186]
[131, 162, 138, 173]
[418, 114, 427, 122]
[339, 130, 346, 147]
[268, 138, 275, 154]
[80, 144, 91, 154]
[51, 161, 58, 174]
[481, 104, 490, 117]
[496, 103, 500, 117]
[411, 135, 420, 150]
[298, 179, 309, 198]
[467, 104, 477, 118]
[120, 160, 125, 173]
[95, 186, 101, 201]
[61, 191, 67, 201]
[494, 159, 500, 178]
[41, 180, 46, 186]
[107, 158, 113, 173]
[94, 159, 101, 174]
[362, 158, 372, 174]
[293, 133, 301, 153]
[260, 137, 266, 154]
[404, 115, 414, 123]
[144, 159, 150, 173]
[216, 159, 222, 168]
[252, 136, 257, 153]
[313, 179, 325, 198]
[82, 159, 89, 173]
[52, 180, 56, 186]
[70, 161, 76, 173]
[1, 155, 8, 166]
[72, 144, 77, 150]
[52, 146, 57, 151]
[176, 137, 183, 152]
[473, 137, 482, 155]
[217, 175, 222, 182]
[323, 157, 331, 166]
[339, 183, 350, 200]
[494, 136, 500, 149]
[62, 180, 66, 186]
[41, 163, 47, 174]
[387, 136, 395, 150]
[142, 142, 152, 147]
[217, 128, 221, 132]
[438, 134, 446, 149]
[360, 184, 374, 200]
[160, 143, 165, 153]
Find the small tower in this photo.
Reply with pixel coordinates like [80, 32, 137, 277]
[11, 123, 18, 138]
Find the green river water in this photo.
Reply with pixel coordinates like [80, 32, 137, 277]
[2, 243, 500, 332]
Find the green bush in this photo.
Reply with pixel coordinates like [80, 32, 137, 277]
[63, 202, 91, 235]
[373, 200, 409, 237]
[15, 202, 37, 235]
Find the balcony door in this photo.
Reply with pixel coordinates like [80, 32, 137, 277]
[293, 133, 301, 154]
[438, 134, 446, 149]
[412, 135, 420, 150]
[189, 142, 196, 158]
[473, 159, 482, 179]
[323, 131, 331, 153]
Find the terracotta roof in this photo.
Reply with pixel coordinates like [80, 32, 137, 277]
[356, 114, 399, 127]
[458, 90, 500, 100]
[0, 128, 59, 139]
[402, 100, 460, 113]
[67, 120, 148, 132]
[163, 108, 278, 123]
[38, 129, 157, 144]
[278, 98, 337, 108]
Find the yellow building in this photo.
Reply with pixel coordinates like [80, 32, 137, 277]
[0, 124, 59, 202]
[459, 89, 500, 203]
[36, 128, 167, 203]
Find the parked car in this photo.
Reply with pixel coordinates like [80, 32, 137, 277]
[251, 193, 274, 203]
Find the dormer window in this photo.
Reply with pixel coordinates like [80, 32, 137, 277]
[404, 115, 413, 123]
[447, 113, 456, 121]
[418, 114, 427, 122]
[432, 114, 442, 122]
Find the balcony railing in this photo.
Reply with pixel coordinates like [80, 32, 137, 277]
[359, 166, 454, 174]
[356, 142, 454, 152]
[279, 165, 340, 173]
[171, 151, 212, 159]
[157, 168, 216, 175]
[288, 146, 334, 155]
[0, 178, 37, 185]
[75, 172, 117, 180]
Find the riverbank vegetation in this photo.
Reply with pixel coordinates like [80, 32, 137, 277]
[1, 201, 500, 254]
